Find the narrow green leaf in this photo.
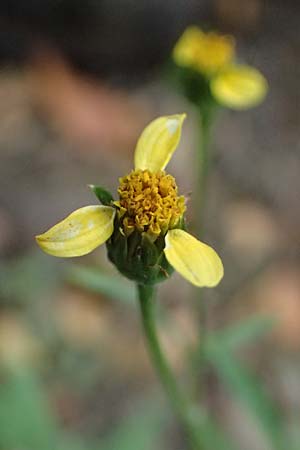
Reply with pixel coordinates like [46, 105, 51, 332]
[0, 369, 97, 450]
[0, 370, 58, 450]
[0, 252, 63, 304]
[203, 343, 288, 450]
[66, 265, 135, 305]
[196, 413, 238, 450]
[89, 184, 114, 205]
[59, 435, 92, 450]
[207, 316, 275, 352]
[100, 398, 165, 450]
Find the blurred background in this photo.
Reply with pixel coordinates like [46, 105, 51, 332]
[0, 1, 299, 449]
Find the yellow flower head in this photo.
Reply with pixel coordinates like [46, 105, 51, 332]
[118, 169, 186, 238]
[173, 26, 268, 110]
[173, 26, 235, 76]
[36, 115, 223, 288]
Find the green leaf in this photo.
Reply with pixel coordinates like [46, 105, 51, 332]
[207, 316, 275, 352]
[0, 252, 63, 305]
[0, 369, 97, 450]
[288, 419, 300, 450]
[0, 370, 58, 450]
[196, 413, 238, 450]
[203, 342, 288, 450]
[66, 265, 135, 305]
[59, 435, 91, 450]
[89, 184, 114, 205]
[100, 398, 165, 450]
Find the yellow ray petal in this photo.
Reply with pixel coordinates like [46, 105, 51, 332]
[210, 65, 268, 110]
[164, 229, 224, 287]
[172, 26, 204, 68]
[134, 114, 186, 172]
[36, 205, 115, 257]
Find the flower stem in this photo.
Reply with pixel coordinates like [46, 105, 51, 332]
[195, 107, 215, 237]
[137, 283, 202, 450]
[194, 104, 219, 327]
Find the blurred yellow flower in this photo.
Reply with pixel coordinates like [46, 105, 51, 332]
[173, 26, 268, 110]
[36, 114, 223, 288]
[173, 26, 235, 76]
[210, 64, 268, 109]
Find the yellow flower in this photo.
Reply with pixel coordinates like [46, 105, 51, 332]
[210, 64, 268, 109]
[36, 114, 223, 288]
[173, 26, 235, 76]
[173, 26, 268, 110]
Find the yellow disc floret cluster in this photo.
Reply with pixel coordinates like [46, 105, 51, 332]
[117, 169, 186, 239]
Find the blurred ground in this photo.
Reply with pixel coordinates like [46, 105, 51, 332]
[0, 1, 300, 450]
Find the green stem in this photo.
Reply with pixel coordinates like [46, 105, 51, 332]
[195, 108, 215, 237]
[137, 283, 202, 450]
[194, 108, 216, 339]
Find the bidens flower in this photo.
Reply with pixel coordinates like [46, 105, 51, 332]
[172, 26, 267, 110]
[173, 26, 235, 76]
[36, 114, 223, 288]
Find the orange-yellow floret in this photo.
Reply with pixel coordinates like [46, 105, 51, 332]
[117, 169, 186, 239]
